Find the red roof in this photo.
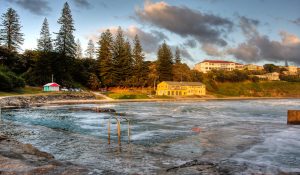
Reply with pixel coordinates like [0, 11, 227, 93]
[44, 83, 60, 87]
[202, 60, 235, 64]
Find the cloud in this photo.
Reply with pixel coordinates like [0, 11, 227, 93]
[201, 43, 224, 56]
[6, 0, 51, 15]
[125, 26, 193, 61]
[168, 45, 193, 62]
[227, 16, 300, 65]
[125, 26, 165, 53]
[178, 47, 193, 62]
[227, 43, 259, 62]
[134, 0, 233, 46]
[228, 31, 300, 64]
[291, 18, 300, 26]
[87, 26, 193, 62]
[183, 39, 197, 48]
[72, 0, 91, 9]
[280, 31, 300, 45]
[150, 30, 169, 41]
[87, 26, 166, 54]
[239, 16, 260, 38]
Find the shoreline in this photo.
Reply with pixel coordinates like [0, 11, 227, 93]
[44, 96, 300, 105]
[1, 94, 300, 109]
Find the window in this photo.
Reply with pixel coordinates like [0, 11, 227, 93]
[172, 91, 174, 96]
[168, 91, 170, 95]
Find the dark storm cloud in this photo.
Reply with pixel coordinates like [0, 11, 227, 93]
[150, 30, 169, 41]
[183, 39, 197, 48]
[72, 0, 91, 9]
[169, 45, 194, 62]
[6, 0, 51, 15]
[134, 1, 233, 46]
[227, 16, 300, 65]
[228, 31, 300, 64]
[179, 48, 194, 62]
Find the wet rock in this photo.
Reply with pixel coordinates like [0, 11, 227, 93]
[166, 159, 249, 175]
[0, 133, 88, 175]
[0, 93, 96, 108]
[70, 107, 116, 113]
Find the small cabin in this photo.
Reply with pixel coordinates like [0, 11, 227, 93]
[43, 82, 60, 92]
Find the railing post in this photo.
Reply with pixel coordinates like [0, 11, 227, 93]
[128, 121, 130, 143]
[117, 120, 121, 145]
[108, 118, 111, 144]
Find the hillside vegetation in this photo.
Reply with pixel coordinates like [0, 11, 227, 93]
[211, 81, 300, 97]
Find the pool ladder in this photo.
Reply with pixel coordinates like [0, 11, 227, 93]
[107, 115, 131, 146]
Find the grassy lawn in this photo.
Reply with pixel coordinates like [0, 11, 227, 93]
[213, 81, 300, 97]
[108, 92, 150, 99]
[0, 86, 44, 96]
[0, 86, 85, 97]
[106, 87, 152, 99]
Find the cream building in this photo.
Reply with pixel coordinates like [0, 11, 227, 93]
[244, 64, 264, 71]
[156, 81, 206, 96]
[255, 72, 280, 81]
[286, 66, 298, 75]
[194, 60, 243, 73]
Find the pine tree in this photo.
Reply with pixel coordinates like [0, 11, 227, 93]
[112, 27, 127, 86]
[55, 2, 76, 57]
[0, 8, 24, 52]
[132, 34, 148, 87]
[175, 47, 181, 64]
[157, 41, 173, 81]
[75, 39, 83, 59]
[85, 39, 95, 59]
[97, 29, 113, 86]
[37, 18, 52, 52]
[123, 39, 134, 86]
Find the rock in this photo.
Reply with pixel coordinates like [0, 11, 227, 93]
[0, 134, 8, 141]
[69, 107, 116, 113]
[0, 134, 88, 175]
[0, 93, 96, 108]
[21, 144, 54, 159]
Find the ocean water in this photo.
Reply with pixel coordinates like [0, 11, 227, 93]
[1, 99, 300, 174]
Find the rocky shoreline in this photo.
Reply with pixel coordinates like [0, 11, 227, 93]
[0, 93, 96, 108]
[0, 133, 88, 175]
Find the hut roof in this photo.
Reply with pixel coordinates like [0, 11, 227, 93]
[43, 82, 60, 87]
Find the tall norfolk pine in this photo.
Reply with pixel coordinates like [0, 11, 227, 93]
[0, 8, 24, 52]
[55, 2, 76, 57]
[37, 18, 53, 52]
[157, 41, 173, 81]
[97, 29, 114, 87]
[112, 27, 134, 86]
[132, 35, 148, 87]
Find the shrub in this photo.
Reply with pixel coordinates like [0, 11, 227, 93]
[0, 66, 25, 91]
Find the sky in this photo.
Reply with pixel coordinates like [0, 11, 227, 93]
[0, 0, 300, 67]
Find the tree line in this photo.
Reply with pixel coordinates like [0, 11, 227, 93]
[0, 2, 203, 91]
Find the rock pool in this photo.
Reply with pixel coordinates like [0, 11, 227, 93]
[1, 99, 300, 174]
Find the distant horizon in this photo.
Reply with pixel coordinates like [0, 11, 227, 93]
[1, 0, 299, 67]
